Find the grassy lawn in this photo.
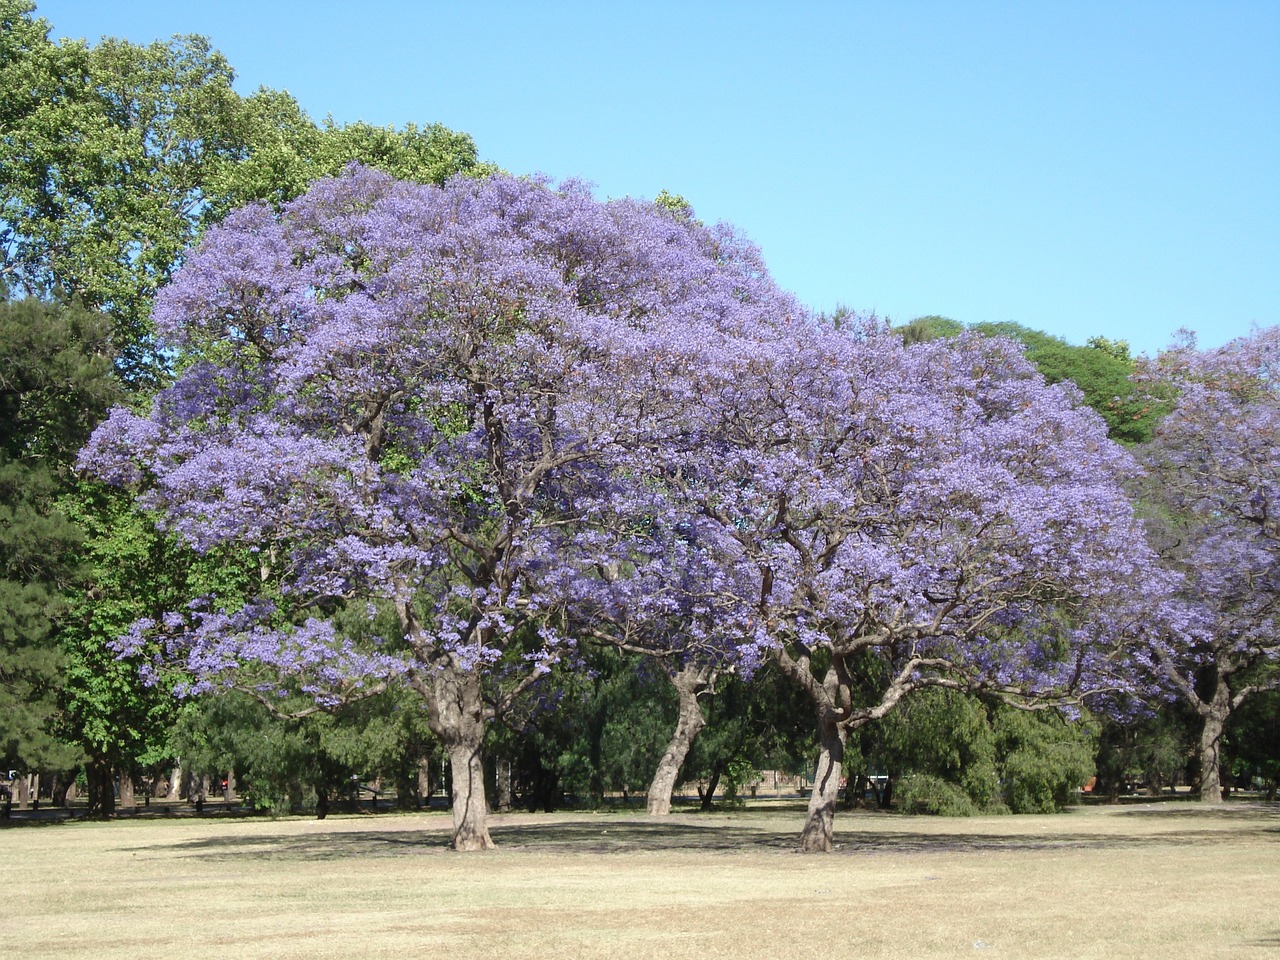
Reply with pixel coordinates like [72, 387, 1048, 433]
[4, 800, 1277, 959]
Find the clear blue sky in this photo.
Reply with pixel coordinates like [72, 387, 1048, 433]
[33, 0, 1279, 357]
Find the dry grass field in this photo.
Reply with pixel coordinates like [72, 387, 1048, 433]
[3, 800, 1277, 959]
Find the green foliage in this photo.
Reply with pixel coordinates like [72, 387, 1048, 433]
[1086, 336, 1132, 362]
[653, 189, 695, 222]
[680, 666, 810, 807]
[0, 1, 487, 386]
[1094, 708, 1195, 798]
[1228, 686, 1280, 797]
[895, 773, 980, 816]
[55, 482, 191, 770]
[54, 466, 280, 781]
[171, 684, 434, 814]
[970, 321, 1158, 443]
[992, 707, 1097, 813]
[895, 314, 965, 344]
[851, 688, 1097, 815]
[0, 298, 117, 773]
[854, 688, 1000, 810]
[539, 651, 674, 804]
[1, 9, 240, 384]
[204, 99, 493, 221]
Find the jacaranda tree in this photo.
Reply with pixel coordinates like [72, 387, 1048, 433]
[1137, 327, 1280, 802]
[656, 319, 1173, 850]
[79, 166, 799, 849]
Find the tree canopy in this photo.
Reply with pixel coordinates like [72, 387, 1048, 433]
[896, 316, 1160, 443]
[1137, 327, 1280, 801]
[0, 0, 487, 386]
[0, 297, 117, 775]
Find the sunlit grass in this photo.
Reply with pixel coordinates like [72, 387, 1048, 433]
[5, 800, 1277, 959]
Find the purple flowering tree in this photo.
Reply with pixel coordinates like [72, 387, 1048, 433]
[1137, 327, 1280, 803]
[663, 320, 1171, 851]
[79, 167, 799, 849]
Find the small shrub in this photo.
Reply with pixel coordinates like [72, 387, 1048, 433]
[895, 773, 978, 816]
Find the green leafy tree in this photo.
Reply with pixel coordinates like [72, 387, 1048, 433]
[992, 706, 1097, 813]
[0, 298, 117, 785]
[512, 651, 673, 809]
[204, 94, 493, 220]
[970, 321, 1158, 443]
[1, 1, 487, 385]
[1093, 708, 1196, 800]
[1226, 687, 1280, 800]
[173, 681, 435, 816]
[55, 482, 264, 815]
[1, 7, 242, 384]
[895, 314, 964, 344]
[850, 688, 1097, 814]
[850, 688, 999, 813]
[682, 665, 814, 809]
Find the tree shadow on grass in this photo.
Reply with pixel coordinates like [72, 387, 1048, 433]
[123, 809, 1280, 862]
[1110, 801, 1280, 821]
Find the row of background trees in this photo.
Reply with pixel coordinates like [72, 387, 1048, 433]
[1, 0, 1276, 844]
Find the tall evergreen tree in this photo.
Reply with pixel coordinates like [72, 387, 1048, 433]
[0, 298, 117, 779]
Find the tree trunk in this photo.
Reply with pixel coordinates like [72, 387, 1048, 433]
[495, 759, 513, 813]
[1197, 682, 1231, 804]
[447, 740, 492, 850]
[86, 760, 115, 819]
[699, 766, 723, 812]
[166, 765, 182, 801]
[194, 774, 210, 814]
[842, 773, 864, 810]
[118, 769, 136, 809]
[417, 757, 431, 806]
[16, 774, 31, 811]
[800, 714, 847, 853]
[646, 662, 713, 816]
[421, 662, 494, 851]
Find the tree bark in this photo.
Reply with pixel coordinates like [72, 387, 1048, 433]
[699, 766, 723, 812]
[800, 713, 847, 853]
[118, 769, 136, 809]
[447, 740, 492, 850]
[86, 760, 115, 818]
[166, 765, 182, 801]
[417, 757, 431, 806]
[646, 662, 713, 816]
[16, 774, 31, 811]
[495, 759, 513, 813]
[420, 661, 494, 851]
[1198, 681, 1231, 804]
